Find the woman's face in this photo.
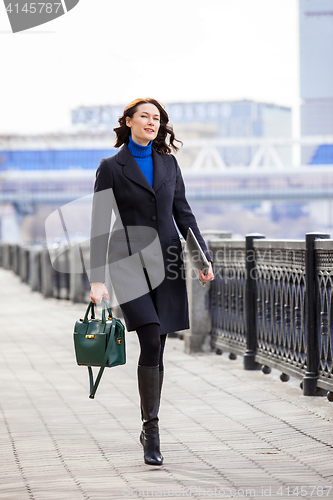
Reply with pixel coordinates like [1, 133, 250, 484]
[126, 103, 160, 146]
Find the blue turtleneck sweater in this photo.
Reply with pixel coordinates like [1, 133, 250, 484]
[128, 135, 154, 187]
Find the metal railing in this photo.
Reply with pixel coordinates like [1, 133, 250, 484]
[209, 233, 333, 401]
[2, 232, 333, 401]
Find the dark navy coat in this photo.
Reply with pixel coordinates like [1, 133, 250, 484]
[90, 144, 212, 335]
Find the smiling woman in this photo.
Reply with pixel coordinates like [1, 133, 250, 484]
[89, 97, 214, 467]
[125, 103, 161, 145]
[113, 98, 182, 154]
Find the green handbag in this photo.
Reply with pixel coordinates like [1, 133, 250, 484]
[73, 298, 126, 399]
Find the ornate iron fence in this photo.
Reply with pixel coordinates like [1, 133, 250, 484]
[315, 239, 333, 392]
[209, 233, 333, 401]
[209, 240, 247, 356]
[254, 240, 307, 380]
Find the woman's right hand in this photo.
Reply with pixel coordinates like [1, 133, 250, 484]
[90, 282, 110, 305]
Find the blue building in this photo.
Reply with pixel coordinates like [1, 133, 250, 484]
[0, 148, 116, 171]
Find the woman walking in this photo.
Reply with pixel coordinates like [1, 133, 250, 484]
[89, 98, 214, 466]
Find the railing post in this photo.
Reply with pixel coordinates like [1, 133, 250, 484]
[303, 232, 330, 396]
[29, 246, 42, 292]
[70, 244, 85, 303]
[182, 238, 212, 353]
[2, 244, 10, 270]
[13, 245, 20, 275]
[41, 247, 54, 298]
[244, 233, 265, 370]
[23, 248, 30, 283]
[9, 244, 15, 271]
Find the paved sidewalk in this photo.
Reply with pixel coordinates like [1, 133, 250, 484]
[1, 268, 333, 500]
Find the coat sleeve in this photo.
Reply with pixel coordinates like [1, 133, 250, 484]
[89, 158, 114, 283]
[171, 155, 212, 262]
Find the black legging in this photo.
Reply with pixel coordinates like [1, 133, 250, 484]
[136, 323, 167, 371]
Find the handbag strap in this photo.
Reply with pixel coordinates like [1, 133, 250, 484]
[88, 317, 116, 399]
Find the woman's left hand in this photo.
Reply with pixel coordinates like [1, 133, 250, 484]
[199, 262, 214, 283]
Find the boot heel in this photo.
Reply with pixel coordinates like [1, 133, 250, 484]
[141, 430, 163, 465]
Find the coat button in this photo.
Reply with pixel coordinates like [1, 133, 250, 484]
[151, 215, 157, 221]
[150, 197, 156, 202]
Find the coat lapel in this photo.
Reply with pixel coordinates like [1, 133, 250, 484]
[117, 144, 168, 195]
[117, 144, 155, 194]
[152, 148, 168, 193]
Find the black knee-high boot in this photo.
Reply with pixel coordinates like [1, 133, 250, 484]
[140, 369, 164, 441]
[138, 365, 163, 466]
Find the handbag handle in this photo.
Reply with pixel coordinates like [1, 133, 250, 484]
[102, 297, 112, 320]
[83, 301, 95, 323]
[83, 298, 112, 325]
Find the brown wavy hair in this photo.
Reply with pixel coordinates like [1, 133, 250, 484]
[113, 98, 182, 154]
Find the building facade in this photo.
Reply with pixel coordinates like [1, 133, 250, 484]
[71, 100, 291, 167]
[299, 0, 333, 164]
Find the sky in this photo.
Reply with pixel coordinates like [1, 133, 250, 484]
[0, 0, 300, 135]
